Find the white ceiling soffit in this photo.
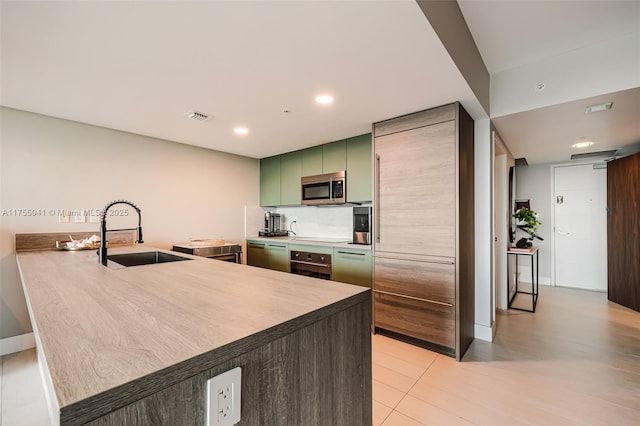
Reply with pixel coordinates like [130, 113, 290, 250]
[459, 1, 640, 117]
[458, 0, 639, 165]
[1, 1, 484, 159]
[458, 0, 640, 75]
[491, 87, 640, 165]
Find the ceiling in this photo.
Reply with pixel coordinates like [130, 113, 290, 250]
[1, 1, 639, 163]
[0, 1, 482, 159]
[459, 0, 640, 164]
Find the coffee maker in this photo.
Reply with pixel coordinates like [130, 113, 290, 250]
[260, 211, 288, 237]
[352, 207, 372, 245]
[265, 211, 281, 233]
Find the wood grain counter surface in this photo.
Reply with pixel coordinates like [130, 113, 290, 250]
[16, 245, 370, 424]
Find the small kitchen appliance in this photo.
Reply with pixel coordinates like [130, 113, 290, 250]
[260, 211, 289, 237]
[352, 206, 372, 245]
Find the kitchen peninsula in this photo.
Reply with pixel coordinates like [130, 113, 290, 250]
[16, 243, 371, 425]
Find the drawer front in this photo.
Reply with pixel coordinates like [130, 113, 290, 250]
[373, 291, 454, 349]
[374, 256, 454, 304]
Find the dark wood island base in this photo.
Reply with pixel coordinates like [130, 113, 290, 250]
[86, 299, 372, 426]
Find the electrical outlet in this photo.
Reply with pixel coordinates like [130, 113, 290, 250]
[206, 367, 241, 426]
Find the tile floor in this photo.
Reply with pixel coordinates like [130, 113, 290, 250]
[2, 286, 639, 425]
[0, 349, 50, 426]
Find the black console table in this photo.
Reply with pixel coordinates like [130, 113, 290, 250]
[507, 246, 539, 312]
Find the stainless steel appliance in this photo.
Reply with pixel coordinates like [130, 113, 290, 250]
[260, 211, 289, 237]
[264, 211, 281, 232]
[301, 171, 346, 205]
[353, 206, 372, 245]
[290, 250, 332, 280]
[172, 243, 243, 263]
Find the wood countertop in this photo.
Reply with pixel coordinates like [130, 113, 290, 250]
[16, 245, 370, 423]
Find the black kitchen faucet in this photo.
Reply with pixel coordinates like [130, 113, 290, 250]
[99, 200, 143, 265]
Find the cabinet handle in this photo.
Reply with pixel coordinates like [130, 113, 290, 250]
[375, 153, 381, 243]
[337, 251, 366, 256]
[290, 260, 331, 268]
[249, 243, 265, 249]
[268, 244, 287, 248]
[373, 289, 454, 307]
[375, 255, 454, 265]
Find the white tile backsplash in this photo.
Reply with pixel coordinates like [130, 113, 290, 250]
[275, 205, 367, 239]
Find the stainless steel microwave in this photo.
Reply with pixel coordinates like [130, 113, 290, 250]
[301, 171, 346, 205]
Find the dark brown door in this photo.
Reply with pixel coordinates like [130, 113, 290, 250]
[607, 153, 640, 312]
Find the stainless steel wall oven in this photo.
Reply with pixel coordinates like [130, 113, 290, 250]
[290, 250, 332, 280]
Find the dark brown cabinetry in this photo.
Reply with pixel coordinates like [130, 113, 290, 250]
[607, 153, 640, 312]
[372, 102, 475, 360]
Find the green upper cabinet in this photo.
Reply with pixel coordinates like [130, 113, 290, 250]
[260, 133, 372, 206]
[346, 134, 372, 202]
[302, 145, 323, 176]
[280, 151, 302, 205]
[322, 140, 347, 173]
[260, 156, 281, 207]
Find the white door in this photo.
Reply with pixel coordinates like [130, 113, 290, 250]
[553, 164, 607, 291]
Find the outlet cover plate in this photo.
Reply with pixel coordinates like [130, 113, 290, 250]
[206, 367, 241, 426]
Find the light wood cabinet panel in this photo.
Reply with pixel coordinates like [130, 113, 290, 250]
[302, 146, 323, 176]
[260, 156, 281, 206]
[373, 102, 475, 361]
[280, 151, 302, 205]
[374, 103, 456, 137]
[373, 291, 455, 351]
[322, 140, 347, 173]
[346, 134, 372, 203]
[375, 120, 456, 258]
[374, 256, 454, 303]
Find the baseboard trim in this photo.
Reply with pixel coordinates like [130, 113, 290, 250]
[516, 268, 551, 286]
[474, 323, 495, 343]
[0, 332, 36, 356]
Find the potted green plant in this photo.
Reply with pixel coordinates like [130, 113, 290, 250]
[513, 207, 542, 248]
[514, 206, 541, 234]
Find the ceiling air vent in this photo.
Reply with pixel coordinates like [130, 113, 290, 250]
[570, 150, 618, 161]
[186, 111, 209, 121]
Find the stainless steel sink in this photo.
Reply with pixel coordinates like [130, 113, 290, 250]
[107, 251, 192, 267]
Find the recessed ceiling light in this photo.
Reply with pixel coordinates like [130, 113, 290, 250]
[233, 127, 249, 135]
[572, 141, 595, 149]
[585, 102, 612, 114]
[315, 95, 334, 104]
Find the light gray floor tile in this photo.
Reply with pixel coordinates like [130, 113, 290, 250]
[1, 349, 50, 426]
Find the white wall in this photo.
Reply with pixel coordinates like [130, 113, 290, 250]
[514, 163, 553, 284]
[0, 107, 259, 340]
[474, 118, 493, 342]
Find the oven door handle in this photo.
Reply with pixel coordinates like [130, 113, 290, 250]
[290, 260, 332, 268]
